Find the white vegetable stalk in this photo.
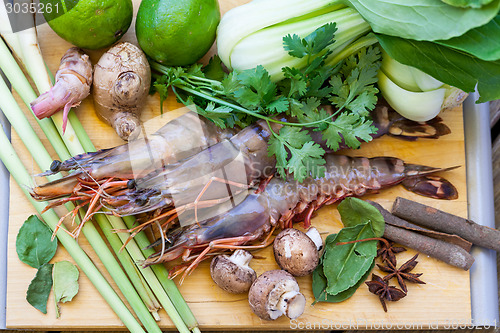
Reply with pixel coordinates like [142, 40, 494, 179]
[217, 0, 373, 81]
[217, 0, 343, 66]
[378, 51, 467, 122]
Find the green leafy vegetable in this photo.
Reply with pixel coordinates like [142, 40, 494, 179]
[435, 15, 500, 61]
[312, 198, 385, 303]
[53, 261, 80, 318]
[376, 33, 500, 103]
[338, 197, 385, 237]
[26, 263, 53, 314]
[345, 0, 500, 41]
[440, 0, 495, 8]
[312, 256, 374, 304]
[322, 223, 377, 295]
[16, 215, 57, 269]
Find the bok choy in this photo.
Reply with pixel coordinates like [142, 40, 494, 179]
[217, 0, 500, 105]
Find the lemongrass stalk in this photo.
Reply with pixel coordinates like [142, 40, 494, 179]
[0, 8, 24, 66]
[0, 126, 145, 333]
[121, 216, 201, 333]
[0, 37, 70, 160]
[16, 27, 52, 94]
[0, 78, 163, 333]
[105, 214, 191, 333]
[94, 215, 162, 320]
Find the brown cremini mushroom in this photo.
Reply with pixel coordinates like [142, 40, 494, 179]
[210, 249, 257, 294]
[273, 227, 321, 276]
[248, 270, 306, 321]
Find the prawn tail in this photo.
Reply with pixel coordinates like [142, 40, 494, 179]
[403, 164, 459, 199]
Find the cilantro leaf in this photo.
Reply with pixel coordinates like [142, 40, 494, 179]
[266, 96, 289, 114]
[287, 141, 326, 181]
[268, 127, 325, 181]
[203, 55, 226, 81]
[230, 66, 277, 110]
[284, 23, 337, 58]
[322, 113, 376, 151]
[329, 46, 381, 113]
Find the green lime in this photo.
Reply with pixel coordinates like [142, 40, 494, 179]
[135, 0, 220, 66]
[45, 0, 133, 50]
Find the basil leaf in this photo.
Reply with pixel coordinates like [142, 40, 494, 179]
[16, 215, 57, 268]
[322, 223, 377, 295]
[344, 0, 500, 41]
[26, 263, 53, 314]
[338, 197, 385, 237]
[53, 261, 80, 318]
[312, 260, 374, 303]
[376, 34, 500, 103]
[435, 14, 500, 61]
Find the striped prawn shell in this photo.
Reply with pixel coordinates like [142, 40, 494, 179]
[266, 155, 407, 228]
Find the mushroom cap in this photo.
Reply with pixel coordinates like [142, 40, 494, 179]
[248, 270, 304, 321]
[273, 228, 319, 276]
[210, 252, 257, 294]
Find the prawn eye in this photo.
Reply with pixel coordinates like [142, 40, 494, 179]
[127, 179, 136, 189]
[136, 197, 147, 206]
[50, 160, 62, 172]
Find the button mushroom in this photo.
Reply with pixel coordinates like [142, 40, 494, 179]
[248, 270, 306, 321]
[273, 227, 321, 276]
[210, 249, 257, 294]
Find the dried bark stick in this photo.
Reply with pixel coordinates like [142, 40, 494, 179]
[367, 200, 472, 252]
[383, 224, 475, 271]
[392, 197, 500, 252]
[368, 201, 475, 270]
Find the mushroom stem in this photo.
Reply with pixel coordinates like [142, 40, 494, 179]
[278, 290, 306, 319]
[228, 249, 253, 268]
[306, 227, 323, 251]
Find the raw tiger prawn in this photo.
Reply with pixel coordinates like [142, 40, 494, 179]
[142, 153, 458, 282]
[30, 101, 451, 236]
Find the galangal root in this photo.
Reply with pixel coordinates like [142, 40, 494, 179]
[93, 42, 151, 141]
[30, 47, 93, 132]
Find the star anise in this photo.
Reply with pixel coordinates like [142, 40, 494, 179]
[365, 274, 406, 312]
[376, 239, 406, 266]
[377, 253, 426, 293]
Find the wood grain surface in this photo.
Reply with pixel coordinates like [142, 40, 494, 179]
[5, 0, 473, 330]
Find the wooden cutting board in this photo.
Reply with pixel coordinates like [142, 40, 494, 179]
[6, 0, 471, 330]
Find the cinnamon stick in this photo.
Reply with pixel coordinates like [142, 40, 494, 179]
[367, 200, 472, 252]
[383, 224, 474, 271]
[392, 197, 500, 252]
[368, 201, 475, 270]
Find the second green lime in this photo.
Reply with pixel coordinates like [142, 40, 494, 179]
[135, 0, 220, 66]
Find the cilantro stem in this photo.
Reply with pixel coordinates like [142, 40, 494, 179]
[174, 84, 345, 128]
